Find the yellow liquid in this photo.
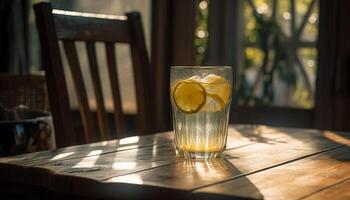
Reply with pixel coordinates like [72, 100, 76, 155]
[172, 104, 230, 159]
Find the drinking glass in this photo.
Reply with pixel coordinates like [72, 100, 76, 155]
[170, 66, 233, 159]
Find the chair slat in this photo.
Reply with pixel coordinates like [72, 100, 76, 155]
[34, 3, 77, 147]
[86, 42, 109, 140]
[53, 12, 131, 43]
[127, 13, 155, 134]
[105, 43, 125, 137]
[35, 2, 156, 145]
[62, 40, 96, 143]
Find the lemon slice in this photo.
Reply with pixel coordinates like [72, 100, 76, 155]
[201, 74, 232, 111]
[204, 93, 225, 112]
[206, 82, 231, 103]
[173, 80, 206, 114]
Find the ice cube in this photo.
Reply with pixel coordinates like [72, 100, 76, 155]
[186, 75, 202, 82]
[201, 74, 226, 84]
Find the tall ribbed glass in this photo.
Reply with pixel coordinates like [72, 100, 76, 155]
[170, 66, 232, 159]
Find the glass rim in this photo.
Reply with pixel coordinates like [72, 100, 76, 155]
[171, 66, 232, 70]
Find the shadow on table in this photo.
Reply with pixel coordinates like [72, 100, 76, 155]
[236, 124, 350, 162]
[185, 158, 264, 200]
[273, 126, 350, 162]
[234, 125, 287, 145]
[88, 157, 263, 200]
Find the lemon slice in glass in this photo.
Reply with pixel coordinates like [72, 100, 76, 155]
[173, 79, 206, 114]
[201, 74, 232, 111]
[204, 93, 225, 112]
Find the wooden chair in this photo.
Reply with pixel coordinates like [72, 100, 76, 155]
[34, 2, 155, 147]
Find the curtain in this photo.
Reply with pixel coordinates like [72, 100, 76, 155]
[0, 0, 29, 74]
[315, 0, 350, 131]
[152, 0, 196, 131]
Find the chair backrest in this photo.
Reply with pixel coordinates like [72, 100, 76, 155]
[34, 2, 155, 147]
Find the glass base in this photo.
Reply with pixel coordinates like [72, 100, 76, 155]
[177, 150, 224, 159]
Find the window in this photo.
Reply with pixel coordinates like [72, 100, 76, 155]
[239, 0, 318, 109]
[199, 0, 320, 127]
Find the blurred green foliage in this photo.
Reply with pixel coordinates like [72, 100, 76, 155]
[194, 0, 318, 108]
[239, 0, 318, 109]
[195, 0, 209, 65]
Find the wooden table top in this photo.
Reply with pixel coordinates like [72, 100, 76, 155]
[1, 125, 350, 200]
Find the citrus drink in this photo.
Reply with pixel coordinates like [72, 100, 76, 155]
[171, 67, 232, 159]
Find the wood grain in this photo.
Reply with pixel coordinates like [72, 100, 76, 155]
[34, 2, 77, 147]
[193, 145, 350, 200]
[63, 40, 97, 143]
[105, 42, 125, 137]
[86, 41, 109, 140]
[0, 126, 263, 165]
[0, 126, 263, 187]
[304, 178, 350, 200]
[1, 125, 350, 199]
[0, 125, 284, 194]
[0, 131, 174, 166]
[127, 12, 156, 135]
[103, 128, 346, 186]
[91, 129, 349, 199]
[54, 12, 131, 42]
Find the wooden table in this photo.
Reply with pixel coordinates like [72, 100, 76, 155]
[1, 125, 350, 199]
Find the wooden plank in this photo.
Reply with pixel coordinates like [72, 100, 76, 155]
[1, 126, 349, 199]
[63, 40, 97, 143]
[0, 131, 174, 166]
[106, 133, 340, 187]
[48, 143, 177, 180]
[0, 143, 177, 195]
[193, 145, 350, 200]
[53, 11, 131, 43]
[304, 178, 350, 200]
[127, 12, 155, 135]
[0, 125, 284, 195]
[105, 42, 125, 137]
[33, 125, 278, 182]
[0, 126, 344, 166]
[86, 41, 109, 140]
[34, 2, 77, 147]
[91, 129, 350, 199]
[1, 126, 259, 167]
[0, 125, 286, 166]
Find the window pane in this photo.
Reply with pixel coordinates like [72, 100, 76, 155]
[238, 0, 319, 108]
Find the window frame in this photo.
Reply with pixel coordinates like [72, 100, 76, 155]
[205, 0, 320, 128]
